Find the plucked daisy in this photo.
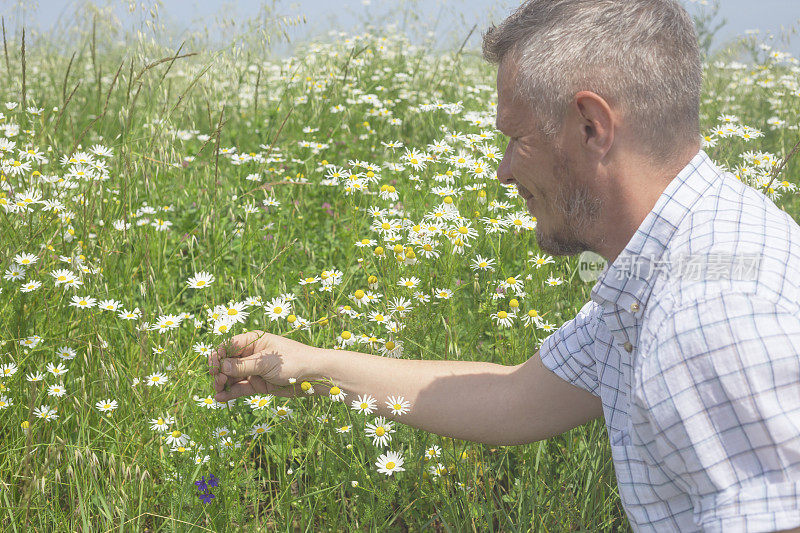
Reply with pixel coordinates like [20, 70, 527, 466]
[351, 394, 377, 414]
[26, 371, 44, 382]
[365, 416, 395, 447]
[0, 395, 12, 409]
[187, 271, 215, 289]
[96, 399, 118, 413]
[386, 396, 410, 415]
[336, 425, 352, 434]
[375, 450, 405, 476]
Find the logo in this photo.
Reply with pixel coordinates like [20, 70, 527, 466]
[578, 251, 608, 283]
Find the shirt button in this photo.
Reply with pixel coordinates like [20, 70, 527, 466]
[623, 341, 633, 352]
[630, 302, 640, 312]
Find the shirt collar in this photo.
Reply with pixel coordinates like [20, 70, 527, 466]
[590, 149, 722, 315]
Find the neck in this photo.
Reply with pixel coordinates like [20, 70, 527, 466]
[590, 143, 701, 264]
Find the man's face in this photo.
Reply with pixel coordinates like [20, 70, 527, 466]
[495, 60, 601, 256]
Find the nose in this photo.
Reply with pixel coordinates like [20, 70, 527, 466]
[496, 140, 514, 185]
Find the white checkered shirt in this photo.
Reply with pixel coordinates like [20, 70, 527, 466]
[540, 149, 800, 532]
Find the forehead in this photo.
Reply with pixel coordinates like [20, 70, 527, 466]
[495, 59, 532, 133]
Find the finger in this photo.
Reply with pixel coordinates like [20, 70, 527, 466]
[218, 330, 267, 360]
[214, 373, 228, 392]
[222, 351, 274, 379]
[216, 378, 257, 402]
[209, 350, 220, 375]
[248, 374, 269, 394]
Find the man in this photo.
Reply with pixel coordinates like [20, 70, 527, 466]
[209, 0, 800, 530]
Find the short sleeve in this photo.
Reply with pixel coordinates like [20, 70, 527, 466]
[539, 299, 602, 397]
[637, 293, 800, 532]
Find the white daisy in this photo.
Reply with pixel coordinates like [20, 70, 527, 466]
[386, 396, 410, 416]
[365, 416, 395, 447]
[351, 394, 377, 414]
[96, 399, 118, 413]
[375, 450, 405, 476]
[187, 271, 215, 289]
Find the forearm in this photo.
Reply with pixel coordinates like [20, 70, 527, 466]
[307, 346, 519, 446]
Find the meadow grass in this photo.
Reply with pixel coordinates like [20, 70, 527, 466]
[0, 5, 799, 531]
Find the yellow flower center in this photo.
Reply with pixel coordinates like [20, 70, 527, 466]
[385, 461, 395, 469]
[171, 430, 181, 438]
[196, 280, 206, 286]
[330, 386, 341, 396]
[228, 309, 238, 315]
[498, 311, 508, 319]
[375, 427, 385, 436]
[341, 331, 351, 340]
[385, 341, 395, 350]
[258, 399, 268, 407]
[354, 290, 365, 299]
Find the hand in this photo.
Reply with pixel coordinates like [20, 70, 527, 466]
[208, 330, 316, 402]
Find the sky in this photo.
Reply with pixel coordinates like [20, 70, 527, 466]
[3, 0, 800, 58]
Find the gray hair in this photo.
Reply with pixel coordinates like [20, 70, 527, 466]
[483, 0, 702, 162]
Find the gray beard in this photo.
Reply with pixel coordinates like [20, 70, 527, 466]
[534, 151, 603, 257]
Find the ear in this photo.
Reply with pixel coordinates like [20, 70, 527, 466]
[572, 91, 614, 158]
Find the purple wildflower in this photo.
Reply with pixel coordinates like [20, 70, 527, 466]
[194, 476, 208, 492]
[199, 492, 215, 504]
[207, 474, 219, 488]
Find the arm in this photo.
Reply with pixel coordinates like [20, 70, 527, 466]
[211, 330, 603, 446]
